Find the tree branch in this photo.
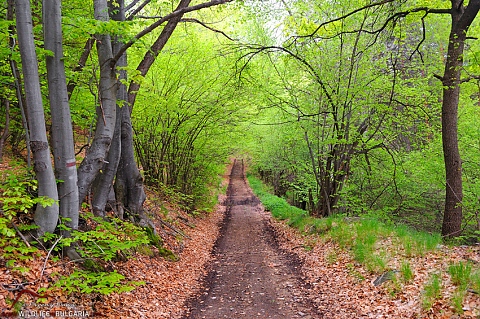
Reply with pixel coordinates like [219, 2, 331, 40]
[298, 0, 397, 38]
[293, 4, 451, 44]
[461, 75, 480, 83]
[126, 0, 151, 20]
[181, 18, 236, 41]
[115, 0, 233, 62]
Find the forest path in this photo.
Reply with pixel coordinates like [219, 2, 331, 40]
[184, 159, 321, 319]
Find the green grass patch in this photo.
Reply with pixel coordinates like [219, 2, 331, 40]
[247, 174, 443, 276]
[400, 261, 414, 283]
[447, 261, 479, 314]
[247, 175, 307, 222]
[448, 261, 473, 288]
[422, 273, 443, 310]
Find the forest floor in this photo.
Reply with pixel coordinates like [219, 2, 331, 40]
[1, 158, 479, 318]
[184, 159, 320, 319]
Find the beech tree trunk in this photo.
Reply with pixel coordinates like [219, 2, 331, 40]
[91, 0, 125, 217]
[113, 0, 191, 224]
[440, 0, 480, 237]
[15, 0, 59, 236]
[43, 0, 79, 230]
[115, 104, 149, 224]
[77, 0, 117, 204]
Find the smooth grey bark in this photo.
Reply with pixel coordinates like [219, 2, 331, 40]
[77, 0, 117, 205]
[112, 0, 149, 224]
[115, 104, 149, 225]
[91, 0, 126, 217]
[440, 0, 480, 237]
[43, 0, 79, 231]
[91, 106, 121, 217]
[15, 0, 59, 236]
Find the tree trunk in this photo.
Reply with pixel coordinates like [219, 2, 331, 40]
[440, 0, 480, 238]
[15, 0, 59, 236]
[115, 104, 150, 225]
[77, 0, 117, 204]
[117, 0, 192, 224]
[91, 0, 126, 217]
[0, 99, 10, 161]
[127, 0, 192, 108]
[43, 0, 79, 231]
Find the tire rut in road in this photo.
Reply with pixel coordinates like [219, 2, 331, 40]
[184, 159, 321, 319]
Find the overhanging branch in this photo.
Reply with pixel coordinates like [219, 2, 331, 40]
[180, 18, 236, 41]
[114, 0, 233, 62]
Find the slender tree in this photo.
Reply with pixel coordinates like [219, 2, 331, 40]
[77, 0, 118, 204]
[15, 0, 59, 236]
[438, 0, 480, 237]
[43, 0, 79, 231]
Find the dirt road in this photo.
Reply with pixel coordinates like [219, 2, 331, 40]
[185, 159, 320, 318]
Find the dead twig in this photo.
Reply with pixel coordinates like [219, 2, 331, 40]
[39, 235, 63, 280]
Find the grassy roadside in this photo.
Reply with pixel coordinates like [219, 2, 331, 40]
[247, 173, 480, 316]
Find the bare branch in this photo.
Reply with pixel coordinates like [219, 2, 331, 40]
[125, 0, 145, 11]
[293, 4, 451, 45]
[181, 18, 235, 41]
[298, 0, 397, 38]
[409, 12, 427, 62]
[461, 75, 480, 83]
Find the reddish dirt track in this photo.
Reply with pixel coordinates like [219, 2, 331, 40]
[184, 159, 320, 319]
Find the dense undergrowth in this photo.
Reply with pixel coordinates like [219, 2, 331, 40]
[247, 173, 480, 313]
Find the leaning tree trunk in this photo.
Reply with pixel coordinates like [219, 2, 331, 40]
[7, 0, 31, 168]
[114, 0, 191, 224]
[440, 0, 480, 238]
[127, 0, 192, 108]
[43, 0, 79, 231]
[77, 0, 117, 204]
[15, 0, 59, 236]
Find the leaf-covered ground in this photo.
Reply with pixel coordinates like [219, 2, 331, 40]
[1, 159, 479, 318]
[271, 219, 479, 318]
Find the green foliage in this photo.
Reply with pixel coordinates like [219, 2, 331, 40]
[0, 168, 53, 267]
[132, 25, 249, 212]
[51, 214, 163, 295]
[53, 270, 144, 295]
[2, 171, 56, 218]
[446, 261, 480, 313]
[396, 227, 442, 257]
[61, 213, 150, 262]
[451, 289, 466, 314]
[421, 273, 443, 310]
